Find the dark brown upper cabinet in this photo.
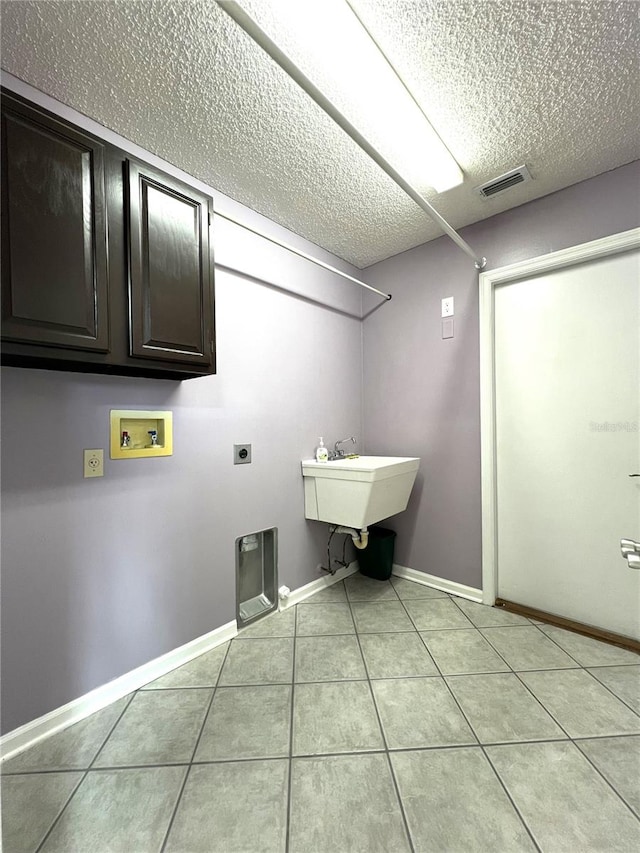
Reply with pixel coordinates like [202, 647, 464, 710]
[1, 90, 216, 379]
[1, 94, 109, 352]
[127, 161, 214, 368]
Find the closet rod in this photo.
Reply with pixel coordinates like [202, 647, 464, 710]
[216, 210, 392, 301]
[219, 1, 487, 271]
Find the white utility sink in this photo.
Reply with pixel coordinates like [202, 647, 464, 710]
[301, 456, 420, 529]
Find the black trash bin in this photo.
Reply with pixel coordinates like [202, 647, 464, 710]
[356, 526, 396, 580]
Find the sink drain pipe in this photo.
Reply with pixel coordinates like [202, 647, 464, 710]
[334, 526, 369, 550]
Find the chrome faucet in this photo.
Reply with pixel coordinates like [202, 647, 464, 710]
[332, 436, 357, 458]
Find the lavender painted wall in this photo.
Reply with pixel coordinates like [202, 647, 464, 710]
[3, 73, 639, 735]
[362, 160, 640, 589]
[0, 77, 364, 733]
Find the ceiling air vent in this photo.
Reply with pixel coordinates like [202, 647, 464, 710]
[476, 165, 532, 199]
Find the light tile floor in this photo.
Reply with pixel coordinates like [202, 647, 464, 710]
[2, 574, 640, 852]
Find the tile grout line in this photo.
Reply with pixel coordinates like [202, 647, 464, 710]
[582, 668, 640, 718]
[238, 623, 548, 638]
[416, 611, 520, 675]
[284, 599, 299, 853]
[510, 664, 640, 733]
[402, 597, 544, 853]
[480, 747, 544, 852]
[450, 701, 544, 850]
[435, 594, 476, 630]
[89, 691, 138, 770]
[157, 766, 192, 853]
[441, 664, 574, 735]
[159, 640, 233, 853]
[507, 663, 640, 824]
[345, 581, 417, 853]
[14, 581, 639, 851]
[191, 644, 233, 757]
[448, 646, 640, 807]
[532, 622, 640, 665]
[529, 621, 595, 667]
[514, 644, 640, 819]
[16, 730, 636, 774]
[448, 593, 536, 628]
[573, 738, 640, 822]
[527, 623, 640, 716]
[453, 616, 594, 751]
[510, 668, 588, 740]
[530, 625, 640, 682]
[478, 621, 581, 671]
[573, 737, 640, 822]
[31, 772, 84, 852]
[34, 691, 137, 853]
[422, 610, 547, 851]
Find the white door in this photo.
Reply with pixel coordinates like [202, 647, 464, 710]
[493, 245, 640, 640]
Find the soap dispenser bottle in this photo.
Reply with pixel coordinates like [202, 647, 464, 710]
[315, 437, 329, 463]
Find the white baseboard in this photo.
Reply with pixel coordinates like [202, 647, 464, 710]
[0, 564, 359, 762]
[280, 561, 359, 609]
[2, 560, 473, 763]
[0, 619, 237, 764]
[392, 564, 483, 602]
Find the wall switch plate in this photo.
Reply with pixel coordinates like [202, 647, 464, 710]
[441, 296, 454, 317]
[84, 449, 104, 478]
[442, 318, 454, 339]
[234, 444, 252, 465]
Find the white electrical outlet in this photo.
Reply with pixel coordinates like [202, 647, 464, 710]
[441, 296, 454, 317]
[84, 449, 104, 478]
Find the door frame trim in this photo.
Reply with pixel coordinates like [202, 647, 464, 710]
[479, 227, 640, 604]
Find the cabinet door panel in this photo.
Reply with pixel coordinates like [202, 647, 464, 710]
[1, 99, 109, 351]
[128, 161, 214, 366]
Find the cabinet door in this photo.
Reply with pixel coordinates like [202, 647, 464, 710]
[1, 95, 109, 351]
[127, 160, 214, 367]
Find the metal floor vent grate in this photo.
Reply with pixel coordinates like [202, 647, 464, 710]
[476, 165, 532, 198]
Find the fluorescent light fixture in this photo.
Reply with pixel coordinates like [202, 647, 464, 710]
[236, 0, 463, 193]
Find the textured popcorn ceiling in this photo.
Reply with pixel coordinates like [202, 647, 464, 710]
[1, 0, 639, 268]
